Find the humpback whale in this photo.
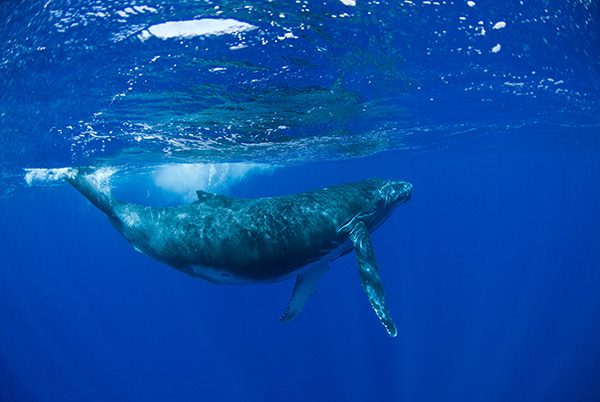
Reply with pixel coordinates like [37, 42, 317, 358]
[66, 169, 412, 336]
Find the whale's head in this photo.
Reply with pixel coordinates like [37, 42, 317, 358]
[338, 177, 412, 236]
[377, 177, 412, 208]
[381, 179, 412, 207]
[364, 178, 412, 230]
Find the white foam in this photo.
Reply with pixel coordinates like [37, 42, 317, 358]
[467, 1, 476, 7]
[277, 32, 298, 40]
[25, 164, 272, 201]
[24, 168, 73, 186]
[493, 21, 506, 29]
[24, 166, 116, 196]
[134, 5, 157, 13]
[152, 163, 274, 202]
[145, 19, 257, 40]
[138, 30, 152, 41]
[340, 0, 356, 5]
[491, 43, 501, 53]
[84, 167, 118, 195]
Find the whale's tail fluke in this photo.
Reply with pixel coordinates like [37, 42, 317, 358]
[65, 167, 116, 217]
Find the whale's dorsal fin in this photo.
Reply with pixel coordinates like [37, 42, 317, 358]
[196, 190, 224, 201]
[349, 220, 397, 337]
[280, 264, 329, 322]
[195, 190, 240, 207]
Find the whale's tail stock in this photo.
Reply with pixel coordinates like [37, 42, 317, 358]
[65, 167, 116, 217]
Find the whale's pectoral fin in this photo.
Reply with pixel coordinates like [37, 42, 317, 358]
[350, 221, 398, 337]
[280, 264, 329, 323]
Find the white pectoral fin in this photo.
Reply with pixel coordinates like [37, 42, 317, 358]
[350, 221, 398, 337]
[133, 246, 147, 256]
[280, 264, 329, 323]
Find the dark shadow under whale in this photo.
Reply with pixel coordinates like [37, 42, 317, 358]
[66, 168, 413, 336]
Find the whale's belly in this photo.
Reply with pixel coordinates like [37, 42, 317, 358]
[181, 239, 352, 285]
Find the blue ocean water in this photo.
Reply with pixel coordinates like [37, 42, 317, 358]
[1, 0, 600, 401]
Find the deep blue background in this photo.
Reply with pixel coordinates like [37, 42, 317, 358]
[1, 144, 600, 401]
[1, 0, 600, 400]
